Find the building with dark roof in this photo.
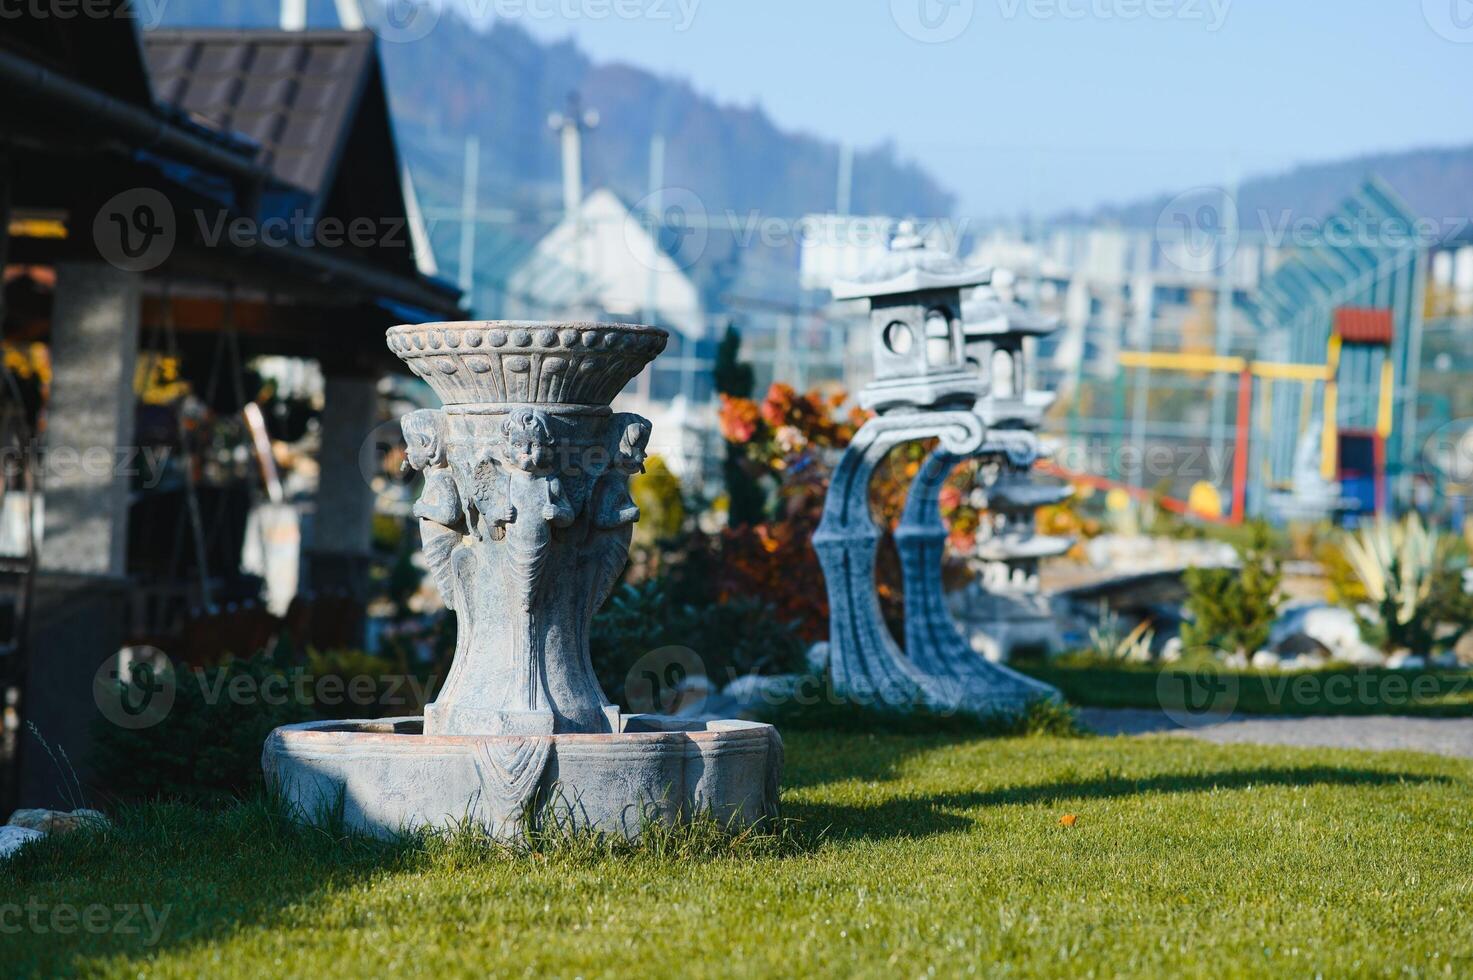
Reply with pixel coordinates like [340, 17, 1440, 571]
[0, 7, 462, 809]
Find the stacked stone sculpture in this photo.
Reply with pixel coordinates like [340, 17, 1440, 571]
[265, 321, 782, 839]
[947, 287, 1075, 662]
[816, 229, 1059, 717]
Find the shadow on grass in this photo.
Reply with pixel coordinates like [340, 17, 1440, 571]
[787, 764, 1450, 841]
[0, 785, 802, 975]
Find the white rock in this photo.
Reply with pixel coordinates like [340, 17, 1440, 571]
[6, 808, 108, 835]
[1223, 651, 1250, 669]
[1283, 653, 1329, 672]
[805, 641, 830, 675]
[1273, 604, 1383, 665]
[1387, 652, 1428, 671]
[1251, 650, 1282, 671]
[1160, 636, 1183, 663]
[0, 826, 43, 859]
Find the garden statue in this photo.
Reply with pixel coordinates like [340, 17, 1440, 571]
[948, 286, 1074, 661]
[264, 321, 783, 839]
[817, 228, 1059, 717]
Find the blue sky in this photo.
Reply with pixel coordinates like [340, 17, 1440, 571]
[450, 0, 1473, 217]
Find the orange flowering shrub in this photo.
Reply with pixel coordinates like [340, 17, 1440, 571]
[714, 383, 984, 640]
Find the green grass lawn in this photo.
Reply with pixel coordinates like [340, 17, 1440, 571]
[4, 730, 1473, 977]
[1020, 663, 1473, 717]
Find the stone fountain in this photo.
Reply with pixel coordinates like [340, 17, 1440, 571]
[264, 321, 782, 839]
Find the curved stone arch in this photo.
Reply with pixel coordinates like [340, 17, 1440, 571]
[895, 439, 1059, 713]
[815, 414, 1058, 717]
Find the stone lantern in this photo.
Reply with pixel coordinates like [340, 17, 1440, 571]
[815, 228, 1059, 719]
[832, 224, 991, 414]
[962, 285, 1058, 427]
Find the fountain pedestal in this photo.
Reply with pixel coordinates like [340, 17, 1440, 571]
[264, 321, 782, 839]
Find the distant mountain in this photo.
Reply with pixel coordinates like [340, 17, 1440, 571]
[148, 2, 954, 221]
[1067, 144, 1473, 233]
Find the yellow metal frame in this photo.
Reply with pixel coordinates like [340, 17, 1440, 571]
[1118, 336, 1394, 485]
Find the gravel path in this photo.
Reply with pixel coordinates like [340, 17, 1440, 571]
[1080, 708, 1473, 760]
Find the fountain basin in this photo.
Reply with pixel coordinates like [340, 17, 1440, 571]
[263, 715, 783, 840]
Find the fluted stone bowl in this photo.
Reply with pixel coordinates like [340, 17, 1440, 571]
[263, 715, 783, 840]
[387, 320, 668, 407]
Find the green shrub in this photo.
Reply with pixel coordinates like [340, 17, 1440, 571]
[92, 648, 409, 806]
[590, 579, 807, 703]
[92, 651, 314, 806]
[1181, 521, 1284, 657]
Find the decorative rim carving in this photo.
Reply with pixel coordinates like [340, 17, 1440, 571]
[387, 320, 669, 407]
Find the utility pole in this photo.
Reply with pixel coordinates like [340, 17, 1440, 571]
[548, 93, 599, 217]
[280, 0, 364, 29]
[644, 132, 665, 327]
[457, 135, 479, 302]
[1209, 172, 1239, 481]
[836, 143, 853, 217]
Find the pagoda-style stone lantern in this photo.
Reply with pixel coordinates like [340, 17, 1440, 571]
[264, 321, 782, 839]
[833, 224, 990, 413]
[815, 233, 1058, 719]
[949, 288, 1075, 661]
[962, 286, 1058, 428]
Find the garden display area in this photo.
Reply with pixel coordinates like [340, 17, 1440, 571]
[7, 310, 1473, 976]
[5, 729, 1473, 976]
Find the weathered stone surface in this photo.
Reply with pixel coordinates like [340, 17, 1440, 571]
[817, 236, 1059, 719]
[0, 825, 44, 859]
[263, 716, 781, 839]
[266, 321, 781, 840]
[6, 808, 109, 834]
